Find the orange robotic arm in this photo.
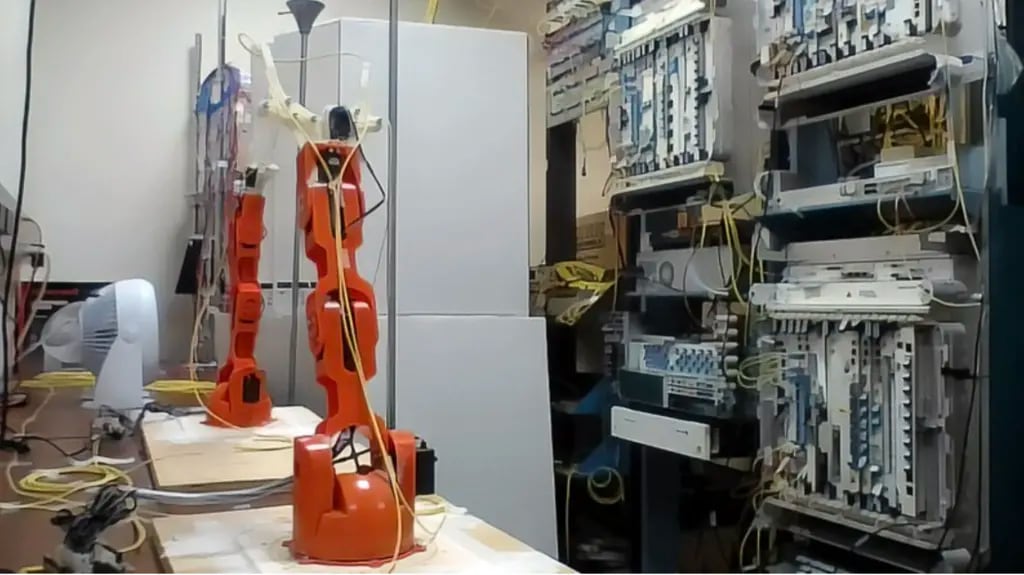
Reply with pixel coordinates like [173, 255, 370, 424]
[290, 141, 420, 565]
[206, 166, 276, 428]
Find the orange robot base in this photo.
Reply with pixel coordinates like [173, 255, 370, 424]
[290, 431, 422, 565]
[288, 140, 422, 564]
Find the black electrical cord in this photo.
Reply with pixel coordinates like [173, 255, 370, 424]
[0, 0, 36, 454]
[53, 485, 136, 553]
[347, 148, 386, 229]
[10, 434, 94, 458]
[847, 520, 914, 553]
[938, 301, 985, 556]
[331, 425, 371, 465]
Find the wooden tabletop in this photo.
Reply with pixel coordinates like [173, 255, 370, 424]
[0, 386, 164, 572]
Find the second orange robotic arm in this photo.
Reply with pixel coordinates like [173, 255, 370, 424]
[206, 166, 277, 428]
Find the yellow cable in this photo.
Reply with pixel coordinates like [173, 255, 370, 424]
[724, 202, 750, 268]
[119, 517, 149, 552]
[425, 0, 441, 23]
[706, 186, 750, 304]
[144, 379, 215, 394]
[737, 354, 784, 390]
[940, 18, 982, 261]
[331, 141, 408, 573]
[563, 465, 625, 562]
[414, 494, 448, 516]
[584, 466, 625, 505]
[19, 371, 95, 389]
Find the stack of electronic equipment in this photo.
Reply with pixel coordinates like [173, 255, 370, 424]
[605, 0, 757, 466]
[545, 0, 633, 126]
[744, 0, 989, 571]
[608, 0, 732, 187]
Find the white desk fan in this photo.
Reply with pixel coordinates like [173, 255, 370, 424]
[39, 300, 85, 371]
[73, 279, 160, 409]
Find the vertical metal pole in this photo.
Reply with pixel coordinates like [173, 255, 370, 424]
[287, 32, 311, 406]
[209, 0, 229, 360]
[217, 0, 226, 71]
[283, 1, 324, 406]
[192, 33, 203, 229]
[212, 0, 226, 298]
[385, 0, 399, 427]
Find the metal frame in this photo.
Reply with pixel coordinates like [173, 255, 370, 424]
[987, 1, 1023, 569]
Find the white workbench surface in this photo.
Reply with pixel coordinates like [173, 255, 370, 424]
[151, 503, 571, 573]
[141, 405, 320, 490]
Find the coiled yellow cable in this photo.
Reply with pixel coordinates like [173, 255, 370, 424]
[18, 370, 95, 389]
[564, 465, 625, 561]
[144, 379, 216, 394]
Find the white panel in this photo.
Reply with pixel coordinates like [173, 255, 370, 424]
[385, 315, 556, 557]
[340, 19, 531, 317]
[611, 406, 712, 459]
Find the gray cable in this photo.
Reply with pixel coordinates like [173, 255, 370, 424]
[130, 477, 292, 506]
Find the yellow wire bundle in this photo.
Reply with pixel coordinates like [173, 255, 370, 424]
[737, 353, 786, 390]
[19, 370, 95, 389]
[144, 379, 216, 394]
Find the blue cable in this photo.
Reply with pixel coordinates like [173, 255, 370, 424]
[195, 65, 242, 117]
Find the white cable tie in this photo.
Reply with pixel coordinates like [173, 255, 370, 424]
[69, 455, 137, 467]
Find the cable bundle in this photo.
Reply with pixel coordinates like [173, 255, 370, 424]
[737, 353, 786, 390]
[331, 426, 371, 468]
[18, 371, 95, 390]
[143, 379, 215, 394]
[53, 485, 136, 554]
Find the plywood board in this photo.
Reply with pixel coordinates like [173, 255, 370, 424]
[151, 504, 572, 574]
[141, 405, 320, 490]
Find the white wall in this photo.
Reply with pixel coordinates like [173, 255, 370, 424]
[24, 0, 546, 362]
[1, 0, 30, 193]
